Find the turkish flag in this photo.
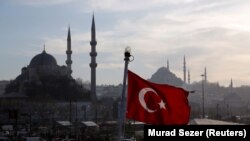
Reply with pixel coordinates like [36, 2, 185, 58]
[126, 70, 190, 125]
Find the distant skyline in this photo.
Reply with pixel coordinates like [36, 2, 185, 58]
[1, 0, 250, 87]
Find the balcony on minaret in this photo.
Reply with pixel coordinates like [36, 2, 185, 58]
[66, 50, 72, 54]
[90, 40, 97, 46]
[90, 52, 97, 57]
[66, 60, 72, 64]
[89, 63, 97, 68]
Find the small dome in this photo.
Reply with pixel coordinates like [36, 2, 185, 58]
[22, 67, 27, 71]
[29, 50, 57, 68]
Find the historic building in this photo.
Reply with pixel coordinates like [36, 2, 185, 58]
[4, 26, 89, 101]
[0, 17, 100, 127]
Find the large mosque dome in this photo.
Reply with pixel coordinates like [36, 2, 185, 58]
[29, 50, 57, 68]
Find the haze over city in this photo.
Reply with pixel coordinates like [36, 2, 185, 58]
[1, 0, 250, 87]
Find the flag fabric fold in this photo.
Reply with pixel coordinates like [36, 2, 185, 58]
[126, 70, 190, 125]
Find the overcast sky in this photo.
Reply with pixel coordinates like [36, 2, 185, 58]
[1, 0, 250, 87]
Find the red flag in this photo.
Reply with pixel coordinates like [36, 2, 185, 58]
[126, 70, 190, 125]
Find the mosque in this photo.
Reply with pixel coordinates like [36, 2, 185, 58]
[3, 16, 98, 101]
[0, 16, 101, 127]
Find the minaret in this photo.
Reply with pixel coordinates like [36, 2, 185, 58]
[183, 55, 186, 83]
[66, 26, 72, 74]
[188, 69, 190, 84]
[90, 14, 97, 104]
[167, 59, 169, 70]
[230, 78, 233, 93]
[230, 78, 233, 88]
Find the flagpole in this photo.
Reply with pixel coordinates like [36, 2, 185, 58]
[118, 47, 132, 141]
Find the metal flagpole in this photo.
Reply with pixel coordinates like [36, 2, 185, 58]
[118, 47, 132, 141]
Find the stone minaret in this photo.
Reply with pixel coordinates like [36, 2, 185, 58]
[183, 55, 186, 83]
[90, 15, 97, 103]
[66, 26, 72, 74]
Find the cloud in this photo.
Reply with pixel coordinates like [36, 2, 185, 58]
[87, 0, 168, 12]
[7, 0, 76, 6]
[86, 0, 243, 13]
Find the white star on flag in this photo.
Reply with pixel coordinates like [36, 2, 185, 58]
[158, 100, 166, 109]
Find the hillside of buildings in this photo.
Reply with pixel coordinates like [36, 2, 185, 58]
[95, 66, 250, 121]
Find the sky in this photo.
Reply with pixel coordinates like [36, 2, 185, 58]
[1, 0, 250, 87]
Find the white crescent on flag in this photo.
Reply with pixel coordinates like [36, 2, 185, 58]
[138, 87, 166, 113]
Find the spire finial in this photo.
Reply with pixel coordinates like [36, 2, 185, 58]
[91, 13, 96, 41]
[91, 13, 95, 30]
[67, 25, 71, 40]
[43, 44, 46, 52]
